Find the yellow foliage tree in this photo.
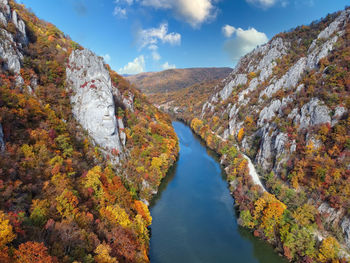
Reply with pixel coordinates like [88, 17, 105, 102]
[206, 134, 214, 148]
[0, 211, 16, 248]
[248, 71, 257, 79]
[244, 116, 254, 128]
[55, 189, 79, 219]
[83, 166, 104, 198]
[132, 215, 149, 245]
[318, 237, 340, 262]
[100, 205, 131, 228]
[191, 118, 203, 133]
[305, 142, 315, 156]
[292, 204, 317, 227]
[290, 160, 306, 189]
[94, 243, 118, 263]
[237, 128, 245, 142]
[151, 157, 163, 171]
[254, 192, 287, 239]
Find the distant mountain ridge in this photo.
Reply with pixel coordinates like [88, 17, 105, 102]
[126, 67, 232, 94]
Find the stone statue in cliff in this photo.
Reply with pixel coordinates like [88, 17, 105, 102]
[66, 49, 124, 162]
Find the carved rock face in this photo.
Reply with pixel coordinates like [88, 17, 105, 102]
[66, 49, 123, 160]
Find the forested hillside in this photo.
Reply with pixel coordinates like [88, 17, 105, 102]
[161, 8, 350, 262]
[0, 0, 178, 262]
[126, 67, 231, 95]
[148, 78, 225, 121]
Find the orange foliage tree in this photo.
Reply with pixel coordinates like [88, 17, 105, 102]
[14, 242, 53, 263]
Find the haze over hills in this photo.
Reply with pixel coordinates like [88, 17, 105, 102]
[126, 67, 232, 94]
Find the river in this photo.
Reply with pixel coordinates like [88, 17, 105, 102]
[149, 121, 286, 263]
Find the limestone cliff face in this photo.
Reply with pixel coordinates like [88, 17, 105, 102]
[200, 8, 350, 249]
[203, 9, 350, 171]
[0, 0, 30, 152]
[0, 0, 27, 75]
[66, 49, 127, 162]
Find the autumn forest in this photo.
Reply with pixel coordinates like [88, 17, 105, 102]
[1, 0, 350, 263]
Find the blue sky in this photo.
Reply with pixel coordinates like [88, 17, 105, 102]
[19, 0, 348, 74]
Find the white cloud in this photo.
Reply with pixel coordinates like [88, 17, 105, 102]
[115, 0, 134, 5]
[115, 0, 218, 28]
[162, 62, 176, 70]
[224, 27, 268, 60]
[113, 6, 127, 18]
[148, 44, 158, 51]
[173, 0, 217, 28]
[119, 55, 145, 75]
[102, 54, 111, 62]
[152, 51, 161, 61]
[245, 0, 285, 8]
[222, 25, 236, 38]
[137, 23, 181, 50]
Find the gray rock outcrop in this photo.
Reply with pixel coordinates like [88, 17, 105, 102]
[332, 106, 347, 126]
[318, 202, 343, 226]
[66, 49, 126, 162]
[296, 98, 331, 130]
[0, 123, 5, 152]
[318, 203, 350, 250]
[201, 9, 350, 177]
[201, 9, 350, 252]
[0, 28, 23, 73]
[219, 74, 247, 101]
[258, 100, 281, 126]
[11, 10, 28, 45]
[341, 217, 350, 249]
[0, 0, 28, 74]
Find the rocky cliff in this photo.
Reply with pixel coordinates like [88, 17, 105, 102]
[66, 49, 126, 162]
[0, 0, 178, 262]
[223, 8, 349, 260]
[0, 0, 27, 77]
[164, 7, 350, 262]
[203, 8, 349, 181]
[203, 9, 349, 153]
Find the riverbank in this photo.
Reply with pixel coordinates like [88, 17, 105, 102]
[187, 117, 350, 262]
[149, 121, 286, 263]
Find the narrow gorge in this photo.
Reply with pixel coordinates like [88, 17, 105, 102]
[154, 7, 350, 263]
[149, 121, 285, 263]
[0, 0, 349, 262]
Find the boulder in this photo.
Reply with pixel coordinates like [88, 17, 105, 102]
[318, 202, 343, 226]
[332, 106, 347, 126]
[298, 98, 331, 130]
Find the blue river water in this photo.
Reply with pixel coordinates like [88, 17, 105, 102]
[149, 121, 286, 263]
